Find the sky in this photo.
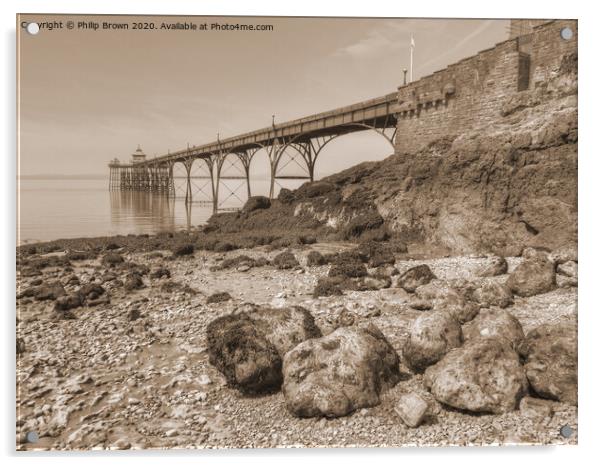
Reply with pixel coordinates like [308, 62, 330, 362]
[18, 15, 508, 178]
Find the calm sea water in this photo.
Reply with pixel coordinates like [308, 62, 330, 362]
[17, 177, 278, 244]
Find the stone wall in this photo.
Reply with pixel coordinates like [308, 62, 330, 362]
[394, 19, 577, 155]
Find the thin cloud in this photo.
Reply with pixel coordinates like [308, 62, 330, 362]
[417, 20, 496, 72]
[333, 21, 412, 58]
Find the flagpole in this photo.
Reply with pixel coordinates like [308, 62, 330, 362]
[410, 34, 414, 82]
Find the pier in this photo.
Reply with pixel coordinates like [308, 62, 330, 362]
[108, 92, 400, 213]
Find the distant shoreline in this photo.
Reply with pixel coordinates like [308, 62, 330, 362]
[18, 174, 108, 180]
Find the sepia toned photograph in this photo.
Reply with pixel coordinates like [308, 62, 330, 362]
[16, 15, 577, 450]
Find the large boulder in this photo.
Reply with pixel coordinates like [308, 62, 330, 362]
[206, 315, 282, 394]
[414, 280, 479, 323]
[519, 322, 577, 405]
[462, 308, 524, 349]
[431, 290, 479, 324]
[397, 265, 436, 293]
[242, 305, 322, 356]
[477, 255, 508, 277]
[282, 324, 400, 417]
[403, 311, 462, 372]
[506, 258, 556, 297]
[424, 337, 528, 414]
[473, 281, 514, 308]
[207, 306, 321, 394]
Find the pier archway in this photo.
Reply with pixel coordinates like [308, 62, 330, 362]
[171, 160, 190, 200]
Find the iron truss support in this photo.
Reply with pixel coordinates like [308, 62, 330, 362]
[213, 147, 258, 213]
[267, 134, 338, 199]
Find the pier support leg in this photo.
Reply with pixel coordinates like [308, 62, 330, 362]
[167, 162, 175, 197]
[184, 159, 193, 204]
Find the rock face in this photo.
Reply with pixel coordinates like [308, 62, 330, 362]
[462, 308, 524, 349]
[424, 337, 528, 414]
[506, 258, 556, 297]
[397, 265, 436, 293]
[207, 306, 321, 394]
[473, 281, 514, 308]
[519, 322, 577, 405]
[282, 325, 400, 417]
[403, 311, 462, 371]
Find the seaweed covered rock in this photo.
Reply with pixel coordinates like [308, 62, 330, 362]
[172, 243, 194, 257]
[313, 277, 345, 297]
[272, 251, 300, 270]
[101, 253, 124, 267]
[397, 265, 436, 293]
[207, 306, 321, 394]
[357, 241, 397, 268]
[506, 257, 556, 297]
[207, 291, 232, 304]
[124, 272, 145, 291]
[341, 211, 384, 240]
[403, 311, 462, 372]
[206, 315, 282, 394]
[31, 281, 66, 301]
[54, 292, 84, 312]
[282, 324, 400, 417]
[519, 322, 577, 405]
[328, 261, 368, 279]
[242, 196, 271, 214]
[150, 266, 171, 279]
[212, 255, 269, 271]
[78, 283, 105, 300]
[462, 307, 524, 349]
[305, 250, 327, 267]
[424, 337, 528, 414]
